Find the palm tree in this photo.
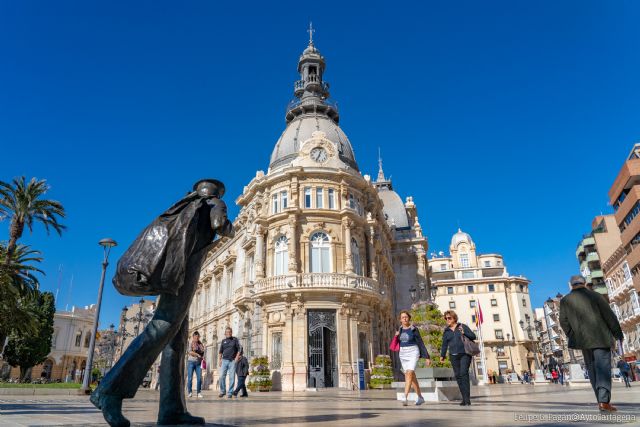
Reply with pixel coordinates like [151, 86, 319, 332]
[0, 177, 66, 259]
[0, 243, 44, 295]
[0, 243, 44, 357]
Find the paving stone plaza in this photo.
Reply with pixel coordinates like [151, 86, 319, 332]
[0, 384, 638, 427]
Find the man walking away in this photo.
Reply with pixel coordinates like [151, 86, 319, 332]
[559, 275, 624, 413]
[617, 358, 632, 388]
[233, 350, 249, 398]
[218, 327, 241, 398]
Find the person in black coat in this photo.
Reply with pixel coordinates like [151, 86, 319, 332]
[439, 309, 477, 406]
[233, 351, 250, 398]
[560, 275, 623, 412]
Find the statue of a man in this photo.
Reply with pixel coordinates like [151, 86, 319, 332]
[91, 179, 233, 427]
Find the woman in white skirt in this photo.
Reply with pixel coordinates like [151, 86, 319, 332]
[396, 310, 431, 406]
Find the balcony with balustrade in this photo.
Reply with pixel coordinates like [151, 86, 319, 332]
[252, 273, 380, 298]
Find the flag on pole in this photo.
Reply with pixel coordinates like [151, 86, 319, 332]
[476, 302, 484, 326]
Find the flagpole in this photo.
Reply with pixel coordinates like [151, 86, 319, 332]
[478, 322, 488, 384]
[476, 304, 488, 384]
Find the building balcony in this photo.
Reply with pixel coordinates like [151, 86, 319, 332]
[591, 269, 604, 279]
[586, 252, 600, 263]
[253, 273, 380, 296]
[609, 278, 633, 301]
[575, 243, 585, 258]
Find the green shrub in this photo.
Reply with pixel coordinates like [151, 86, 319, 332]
[247, 356, 272, 391]
[411, 302, 452, 368]
[369, 354, 393, 387]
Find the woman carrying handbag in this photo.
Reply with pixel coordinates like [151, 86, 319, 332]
[439, 310, 477, 406]
[390, 310, 432, 406]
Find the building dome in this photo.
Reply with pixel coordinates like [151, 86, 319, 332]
[451, 228, 473, 247]
[378, 187, 410, 228]
[269, 113, 357, 170]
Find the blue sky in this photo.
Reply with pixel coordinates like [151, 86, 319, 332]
[1, 1, 639, 329]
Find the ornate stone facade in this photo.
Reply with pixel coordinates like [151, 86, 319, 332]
[189, 37, 427, 390]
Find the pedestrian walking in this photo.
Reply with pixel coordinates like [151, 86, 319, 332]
[218, 327, 241, 398]
[391, 310, 431, 406]
[551, 369, 558, 384]
[233, 351, 249, 398]
[440, 310, 477, 406]
[559, 275, 624, 413]
[616, 359, 632, 388]
[186, 331, 205, 398]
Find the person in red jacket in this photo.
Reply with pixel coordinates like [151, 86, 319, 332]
[551, 369, 559, 384]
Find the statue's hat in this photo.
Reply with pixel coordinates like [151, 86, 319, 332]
[192, 179, 225, 198]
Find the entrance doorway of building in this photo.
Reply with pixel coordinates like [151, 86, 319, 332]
[307, 310, 337, 388]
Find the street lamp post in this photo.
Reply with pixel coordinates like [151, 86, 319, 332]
[80, 238, 117, 394]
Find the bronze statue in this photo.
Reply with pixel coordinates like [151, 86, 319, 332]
[91, 179, 233, 427]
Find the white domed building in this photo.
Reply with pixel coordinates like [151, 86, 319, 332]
[189, 37, 428, 391]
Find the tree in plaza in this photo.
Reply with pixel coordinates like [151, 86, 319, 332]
[410, 301, 452, 368]
[3, 291, 56, 381]
[0, 176, 66, 260]
[0, 243, 44, 355]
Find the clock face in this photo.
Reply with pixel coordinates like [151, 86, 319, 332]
[310, 147, 328, 163]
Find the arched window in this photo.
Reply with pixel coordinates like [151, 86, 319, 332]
[351, 238, 362, 275]
[84, 332, 91, 348]
[459, 253, 470, 268]
[310, 232, 331, 273]
[274, 236, 289, 275]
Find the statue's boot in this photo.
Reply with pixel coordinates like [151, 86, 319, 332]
[157, 411, 205, 425]
[90, 391, 131, 427]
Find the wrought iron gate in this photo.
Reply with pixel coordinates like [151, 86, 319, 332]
[307, 310, 337, 388]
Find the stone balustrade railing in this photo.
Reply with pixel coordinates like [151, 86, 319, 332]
[253, 273, 379, 295]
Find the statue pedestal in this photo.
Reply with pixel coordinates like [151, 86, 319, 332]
[567, 363, 590, 387]
[533, 369, 548, 385]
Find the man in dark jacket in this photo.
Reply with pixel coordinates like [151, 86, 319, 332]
[559, 275, 623, 412]
[233, 351, 249, 398]
[616, 358, 631, 388]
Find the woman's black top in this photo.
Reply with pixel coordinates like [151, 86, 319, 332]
[440, 323, 477, 358]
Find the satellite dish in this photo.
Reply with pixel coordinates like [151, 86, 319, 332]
[438, 251, 444, 257]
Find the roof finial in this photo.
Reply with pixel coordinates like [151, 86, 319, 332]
[377, 147, 386, 182]
[307, 22, 315, 45]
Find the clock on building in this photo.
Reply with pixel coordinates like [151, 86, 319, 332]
[310, 147, 328, 163]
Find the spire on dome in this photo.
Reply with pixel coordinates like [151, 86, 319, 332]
[377, 148, 386, 182]
[374, 149, 393, 190]
[285, 25, 339, 124]
[307, 21, 315, 45]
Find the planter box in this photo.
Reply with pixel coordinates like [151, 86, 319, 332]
[414, 367, 455, 380]
[369, 383, 393, 389]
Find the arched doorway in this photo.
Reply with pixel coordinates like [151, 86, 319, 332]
[307, 310, 337, 388]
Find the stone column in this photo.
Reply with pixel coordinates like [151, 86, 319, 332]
[292, 295, 308, 391]
[368, 226, 378, 281]
[288, 216, 298, 274]
[280, 297, 295, 391]
[255, 225, 265, 279]
[343, 218, 354, 274]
